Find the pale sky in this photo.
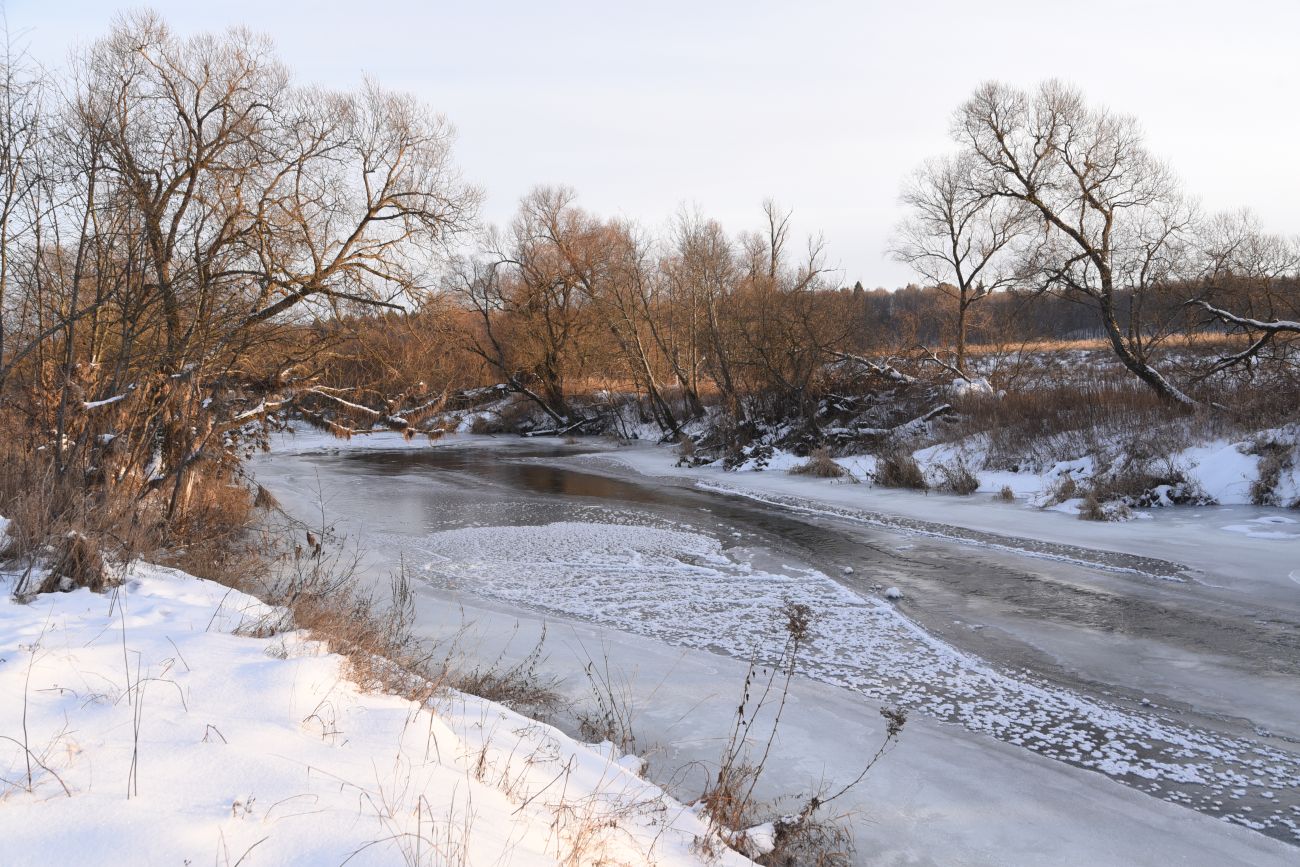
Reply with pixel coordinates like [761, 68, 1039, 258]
[8, 0, 1299, 286]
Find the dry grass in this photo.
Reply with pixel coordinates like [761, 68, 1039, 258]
[1078, 492, 1132, 522]
[1042, 475, 1080, 507]
[934, 459, 979, 495]
[790, 447, 850, 479]
[226, 515, 565, 720]
[450, 630, 561, 719]
[0, 437, 159, 596]
[873, 450, 927, 490]
[761, 816, 855, 867]
[963, 331, 1250, 359]
[574, 651, 638, 757]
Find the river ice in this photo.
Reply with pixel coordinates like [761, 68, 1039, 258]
[402, 518, 1300, 842]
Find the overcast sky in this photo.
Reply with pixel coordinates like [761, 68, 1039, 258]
[8, 0, 1298, 286]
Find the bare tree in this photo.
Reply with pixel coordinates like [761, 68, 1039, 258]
[2, 11, 479, 520]
[1188, 210, 1300, 378]
[663, 211, 739, 418]
[955, 80, 1197, 404]
[451, 187, 602, 428]
[0, 22, 42, 388]
[890, 152, 1029, 374]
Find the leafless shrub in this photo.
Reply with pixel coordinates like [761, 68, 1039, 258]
[697, 605, 812, 851]
[934, 459, 979, 495]
[760, 706, 907, 867]
[873, 450, 927, 490]
[790, 447, 853, 480]
[995, 485, 1016, 502]
[694, 601, 905, 865]
[676, 435, 704, 467]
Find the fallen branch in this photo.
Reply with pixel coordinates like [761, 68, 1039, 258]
[829, 351, 917, 385]
[1186, 299, 1299, 380]
[915, 345, 971, 383]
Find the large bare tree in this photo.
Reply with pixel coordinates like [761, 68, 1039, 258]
[2, 11, 479, 518]
[955, 80, 1197, 404]
[1188, 210, 1300, 379]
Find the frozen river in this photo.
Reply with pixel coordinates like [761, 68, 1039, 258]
[251, 433, 1300, 864]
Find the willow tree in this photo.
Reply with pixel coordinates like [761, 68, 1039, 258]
[954, 80, 1197, 405]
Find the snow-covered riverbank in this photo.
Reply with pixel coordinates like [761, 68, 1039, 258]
[0, 550, 747, 866]
[590, 442, 1300, 608]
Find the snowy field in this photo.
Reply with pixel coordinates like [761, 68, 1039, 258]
[0, 545, 748, 866]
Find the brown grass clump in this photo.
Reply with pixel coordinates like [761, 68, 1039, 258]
[873, 450, 927, 490]
[1078, 492, 1132, 522]
[995, 485, 1016, 502]
[33, 531, 112, 594]
[0, 437, 159, 596]
[1043, 474, 1079, 506]
[935, 459, 979, 495]
[761, 815, 854, 867]
[790, 447, 850, 479]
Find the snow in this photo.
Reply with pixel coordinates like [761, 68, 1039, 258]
[690, 428, 1293, 513]
[401, 588, 1299, 867]
[0, 554, 748, 867]
[81, 394, 126, 410]
[1180, 440, 1260, 504]
[1221, 516, 1300, 540]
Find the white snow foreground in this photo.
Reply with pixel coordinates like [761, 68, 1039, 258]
[0, 559, 748, 866]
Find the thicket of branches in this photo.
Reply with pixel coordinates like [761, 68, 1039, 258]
[0, 12, 478, 576]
